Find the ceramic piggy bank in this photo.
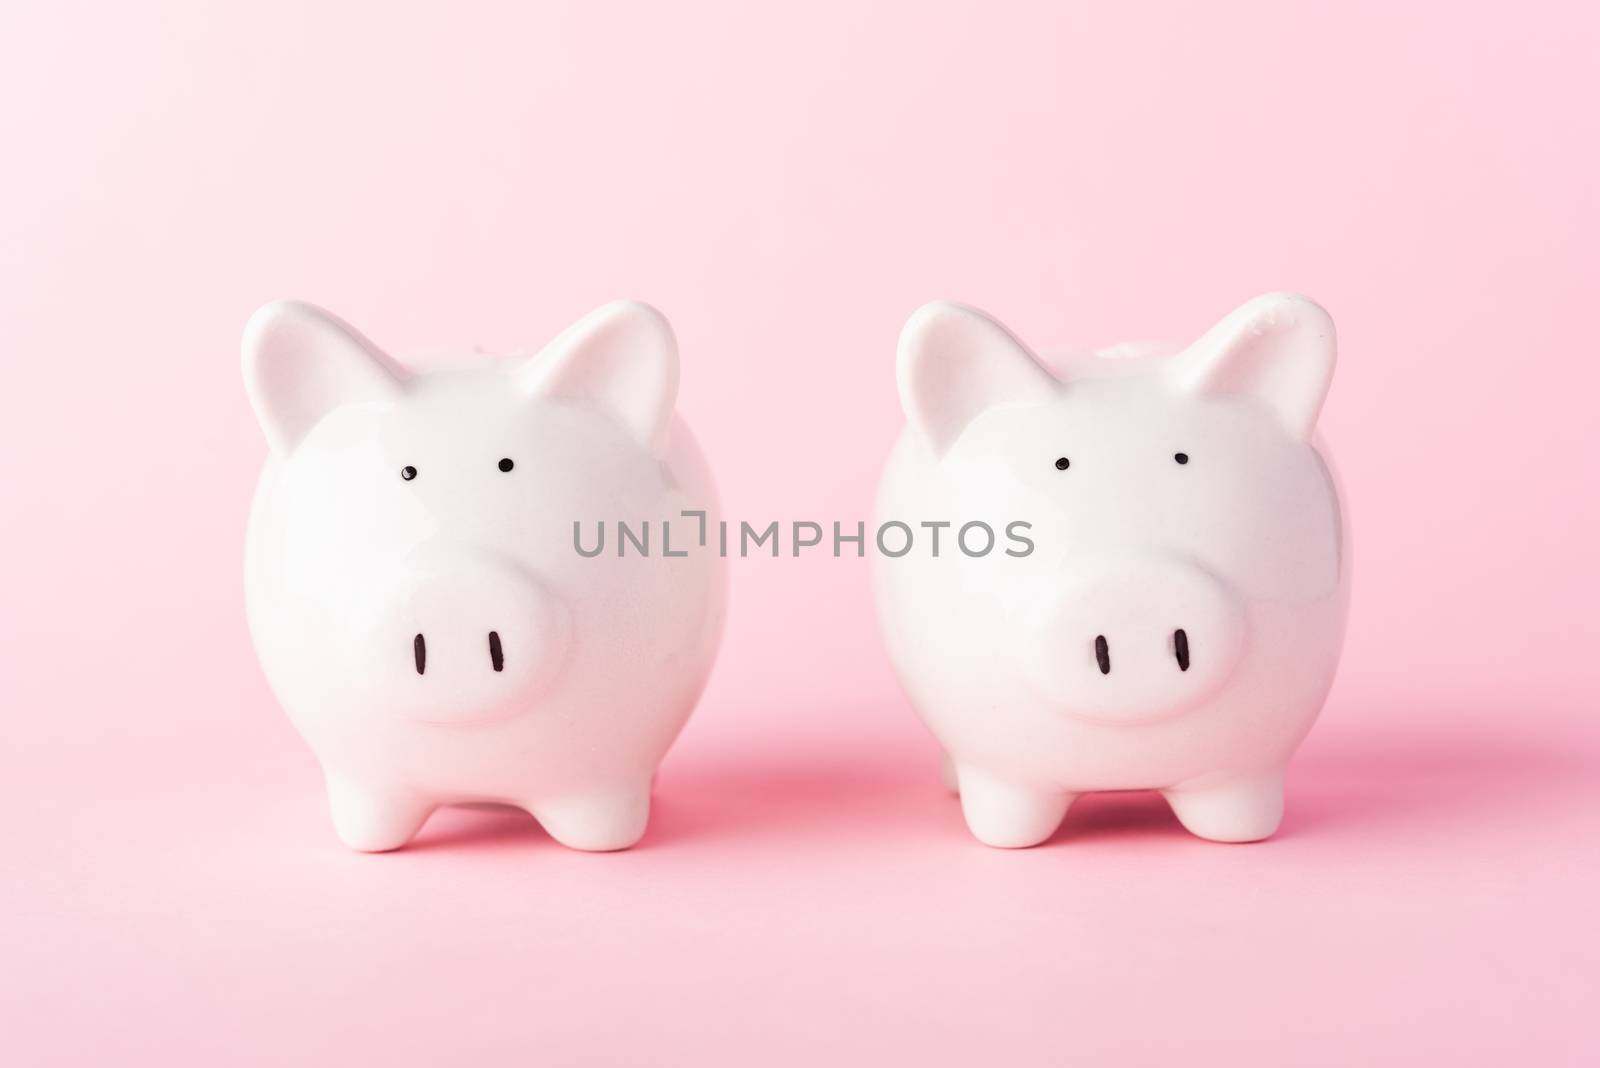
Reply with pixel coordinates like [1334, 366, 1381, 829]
[243, 300, 725, 852]
[873, 293, 1347, 847]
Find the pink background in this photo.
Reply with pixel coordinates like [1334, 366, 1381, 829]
[3, 1, 1597, 1063]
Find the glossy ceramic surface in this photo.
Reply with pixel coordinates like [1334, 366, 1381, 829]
[243, 300, 726, 851]
[873, 293, 1349, 846]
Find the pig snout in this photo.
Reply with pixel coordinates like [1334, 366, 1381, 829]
[1018, 553, 1246, 723]
[363, 548, 571, 725]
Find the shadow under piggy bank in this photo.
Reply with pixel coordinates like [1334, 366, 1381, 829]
[1046, 713, 1595, 846]
[387, 710, 1595, 852]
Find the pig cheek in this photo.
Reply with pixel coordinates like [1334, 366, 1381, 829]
[943, 448, 1070, 552]
[1179, 447, 1342, 604]
[278, 450, 432, 634]
[936, 448, 1085, 632]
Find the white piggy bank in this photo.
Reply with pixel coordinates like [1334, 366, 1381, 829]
[243, 300, 725, 852]
[873, 294, 1348, 847]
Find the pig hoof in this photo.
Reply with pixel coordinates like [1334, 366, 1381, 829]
[531, 786, 652, 852]
[1163, 771, 1284, 843]
[325, 780, 434, 852]
[955, 768, 1074, 848]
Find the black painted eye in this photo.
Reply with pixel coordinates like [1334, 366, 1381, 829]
[498, 458, 514, 473]
[400, 465, 418, 481]
[1174, 452, 1189, 465]
[1054, 457, 1070, 471]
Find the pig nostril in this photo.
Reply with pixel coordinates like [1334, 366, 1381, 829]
[488, 630, 504, 673]
[413, 633, 427, 675]
[1174, 628, 1190, 672]
[1094, 635, 1111, 675]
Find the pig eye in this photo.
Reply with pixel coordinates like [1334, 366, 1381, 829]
[498, 458, 515, 473]
[400, 465, 418, 481]
[1054, 457, 1070, 471]
[1174, 452, 1189, 465]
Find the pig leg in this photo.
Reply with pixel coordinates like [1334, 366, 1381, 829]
[955, 766, 1074, 848]
[324, 777, 434, 852]
[1162, 769, 1284, 843]
[530, 782, 652, 852]
[939, 752, 960, 794]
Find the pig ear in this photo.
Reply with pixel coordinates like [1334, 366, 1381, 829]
[1168, 293, 1337, 440]
[898, 301, 1058, 457]
[242, 301, 407, 455]
[518, 300, 678, 452]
